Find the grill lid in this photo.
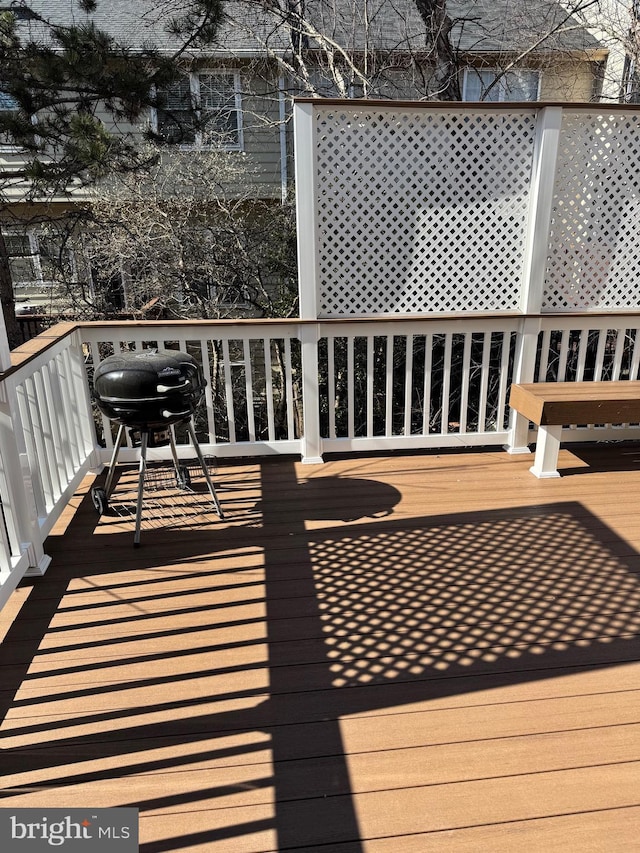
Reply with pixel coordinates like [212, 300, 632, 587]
[93, 348, 205, 428]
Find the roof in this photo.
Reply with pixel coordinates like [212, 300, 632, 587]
[451, 0, 604, 54]
[17, 1, 604, 57]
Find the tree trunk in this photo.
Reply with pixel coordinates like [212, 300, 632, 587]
[0, 231, 22, 350]
[415, 0, 461, 101]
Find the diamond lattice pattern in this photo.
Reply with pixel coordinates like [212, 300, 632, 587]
[544, 112, 640, 311]
[315, 108, 537, 316]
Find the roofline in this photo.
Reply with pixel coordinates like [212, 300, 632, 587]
[27, 45, 607, 61]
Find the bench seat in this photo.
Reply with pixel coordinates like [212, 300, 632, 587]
[509, 380, 640, 478]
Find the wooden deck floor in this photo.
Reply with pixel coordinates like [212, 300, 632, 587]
[1, 444, 640, 851]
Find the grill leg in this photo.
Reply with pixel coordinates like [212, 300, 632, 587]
[186, 420, 224, 519]
[168, 426, 182, 480]
[103, 424, 126, 500]
[134, 430, 149, 547]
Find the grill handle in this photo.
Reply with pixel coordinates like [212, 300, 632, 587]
[157, 380, 192, 393]
[161, 408, 192, 420]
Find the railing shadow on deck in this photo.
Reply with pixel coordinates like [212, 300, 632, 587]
[0, 458, 639, 850]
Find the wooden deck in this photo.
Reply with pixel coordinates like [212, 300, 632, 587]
[1, 444, 640, 851]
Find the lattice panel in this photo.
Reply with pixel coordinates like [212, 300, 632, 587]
[314, 107, 537, 316]
[544, 112, 640, 312]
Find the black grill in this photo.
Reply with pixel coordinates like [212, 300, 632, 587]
[93, 348, 205, 430]
[91, 348, 224, 545]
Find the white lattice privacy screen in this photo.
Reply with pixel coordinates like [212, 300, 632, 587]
[544, 111, 640, 311]
[294, 101, 640, 319]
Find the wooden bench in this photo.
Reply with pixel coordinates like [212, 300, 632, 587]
[508, 380, 640, 478]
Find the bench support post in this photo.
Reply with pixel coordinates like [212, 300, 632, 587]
[530, 425, 562, 478]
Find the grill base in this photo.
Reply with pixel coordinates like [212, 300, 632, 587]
[91, 418, 224, 546]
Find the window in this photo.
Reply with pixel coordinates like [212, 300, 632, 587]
[4, 230, 76, 290]
[155, 72, 243, 149]
[0, 89, 19, 149]
[4, 233, 38, 282]
[463, 68, 541, 102]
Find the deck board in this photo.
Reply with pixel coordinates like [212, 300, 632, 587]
[1, 446, 640, 851]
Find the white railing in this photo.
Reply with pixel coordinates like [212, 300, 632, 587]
[3, 313, 640, 610]
[80, 321, 303, 461]
[0, 323, 98, 607]
[78, 317, 519, 463]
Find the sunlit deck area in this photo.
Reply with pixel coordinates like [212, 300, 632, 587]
[1, 444, 639, 851]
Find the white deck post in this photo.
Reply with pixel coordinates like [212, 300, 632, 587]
[507, 106, 563, 454]
[507, 316, 541, 453]
[299, 323, 323, 464]
[520, 106, 563, 316]
[294, 101, 323, 463]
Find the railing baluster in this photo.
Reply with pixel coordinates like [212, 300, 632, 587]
[385, 335, 393, 436]
[612, 328, 626, 381]
[264, 338, 275, 442]
[594, 329, 608, 381]
[327, 336, 336, 439]
[538, 328, 551, 380]
[221, 338, 236, 445]
[478, 332, 490, 432]
[575, 328, 587, 381]
[347, 335, 355, 439]
[244, 338, 256, 443]
[459, 332, 472, 434]
[422, 333, 432, 435]
[557, 329, 569, 382]
[497, 331, 511, 431]
[200, 339, 216, 443]
[366, 335, 374, 437]
[284, 337, 295, 441]
[442, 333, 453, 435]
[403, 335, 413, 436]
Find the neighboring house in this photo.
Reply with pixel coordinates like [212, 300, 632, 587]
[1, 0, 613, 313]
[573, 0, 640, 101]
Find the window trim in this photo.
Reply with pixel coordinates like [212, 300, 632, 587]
[153, 69, 244, 151]
[462, 67, 542, 102]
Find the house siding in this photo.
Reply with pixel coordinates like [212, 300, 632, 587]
[540, 60, 600, 101]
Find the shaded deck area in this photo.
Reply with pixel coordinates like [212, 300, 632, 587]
[1, 445, 640, 851]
